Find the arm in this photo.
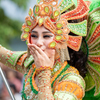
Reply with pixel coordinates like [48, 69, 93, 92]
[0, 45, 28, 74]
[37, 70, 54, 100]
[28, 43, 55, 100]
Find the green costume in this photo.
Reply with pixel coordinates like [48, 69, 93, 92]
[0, 0, 100, 99]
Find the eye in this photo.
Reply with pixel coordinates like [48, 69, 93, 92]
[31, 35, 38, 38]
[43, 35, 53, 38]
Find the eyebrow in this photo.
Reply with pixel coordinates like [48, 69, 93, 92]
[31, 30, 52, 34]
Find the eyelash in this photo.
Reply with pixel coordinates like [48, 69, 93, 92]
[31, 35, 37, 38]
[31, 35, 52, 38]
[43, 35, 52, 38]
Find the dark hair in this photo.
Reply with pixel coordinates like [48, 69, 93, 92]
[68, 39, 88, 78]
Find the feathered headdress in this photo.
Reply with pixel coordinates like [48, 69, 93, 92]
[21, 0, 89, 62]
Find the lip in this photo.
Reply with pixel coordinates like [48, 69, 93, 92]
[40, 49, 45, 51]
[42, 50, 45, 52]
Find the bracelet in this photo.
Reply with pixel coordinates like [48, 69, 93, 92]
[36, 66, 53, 75]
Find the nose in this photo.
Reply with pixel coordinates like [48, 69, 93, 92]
[36, 37, 43, 47]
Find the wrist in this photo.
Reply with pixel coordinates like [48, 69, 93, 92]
[37, 70, 51, 86]
[37, 70, 51, 80]
[36, 66, 53, 75]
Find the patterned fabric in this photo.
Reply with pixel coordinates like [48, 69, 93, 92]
[21, 61, 85, 100]
[0, 46, 85, 100]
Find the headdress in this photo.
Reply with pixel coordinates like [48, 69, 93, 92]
[21, 0, 89, 63]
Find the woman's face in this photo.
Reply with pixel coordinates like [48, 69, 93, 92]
[30, 25, 54, 57]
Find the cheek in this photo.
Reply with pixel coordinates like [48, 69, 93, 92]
[31, 38, 36, 44]
[44, 48, 55, 58]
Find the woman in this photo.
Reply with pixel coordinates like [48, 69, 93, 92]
[0, 0, 100, 99]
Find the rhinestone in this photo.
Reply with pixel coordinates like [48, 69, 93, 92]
[52, 2, 56, 5]
[40, 2, 43, 5]
[54, 68, 57, 72]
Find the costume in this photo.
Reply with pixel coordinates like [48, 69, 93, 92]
[0, 0, 100, 100]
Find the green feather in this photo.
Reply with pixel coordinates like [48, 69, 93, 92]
[89, 0, 100, 12]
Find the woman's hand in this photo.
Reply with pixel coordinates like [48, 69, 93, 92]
[28, 43, 55, 68]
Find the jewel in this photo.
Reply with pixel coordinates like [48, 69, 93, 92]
[44, 6, 49, 13]
[54, 10, 59, 17]
[29, 8, 32, 16]
[27, 78, 30, 82]
[52, 2, 57, 5]
[49, 41, 56, 48]
[64, 28, 68, 33]
[51, 15, 54, 19]
[22, 24, 26, 29]
[40, 2, 43, 5]
[36, 5, 39, 13]
[57, 30, 63, 34]
[56, 23, 63, 29]
[54, 68, 58, 72]
[55, 36, 62, 41]
[23, 33, 29, 39]
[26, 21, 32, 26]
[39, 18, 43, 23]
[24, 27, 30, 32]
[38, 18, 44, 26]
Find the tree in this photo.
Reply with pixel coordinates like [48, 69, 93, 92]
[0, 0, 30, 48]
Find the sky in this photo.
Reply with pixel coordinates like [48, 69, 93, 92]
[0, 0, 36, 21]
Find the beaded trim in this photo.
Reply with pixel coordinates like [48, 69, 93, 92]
[31, 68, 38, 94]
[17, 53, 27, 66]
[21, 65, 38, 100]
[54, 79, 85, 99]
[67, 20, 87, 36]
[52, 66, 80, 89]
[54, 91, 78, 100]
[36, 66, 53, 75]
[24, 55, 34, 68]
[58, 0, 74, 13]
[6, 51, 27, 66]
[21, 73, 27, 99]
[61, 0, 89, 20]
[51, 61, 70, 88]
[62, 73, 86, 89]
[51, 61, 62, 76]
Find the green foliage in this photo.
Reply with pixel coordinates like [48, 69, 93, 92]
[89, 0, 100, 13]
[0, 8, 22, 48]
[0, 0, 30, 48]
[12, 0, 29, 10]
